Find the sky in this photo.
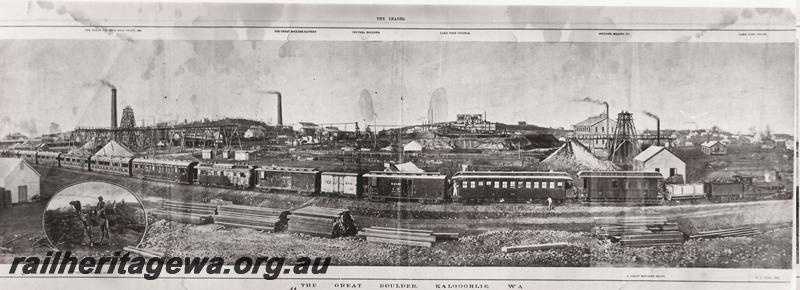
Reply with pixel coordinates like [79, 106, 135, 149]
[0, 39, 793, 137]
[0, 3, 794, 137]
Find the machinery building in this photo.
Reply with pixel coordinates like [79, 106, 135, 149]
[633, 145, 686, 183]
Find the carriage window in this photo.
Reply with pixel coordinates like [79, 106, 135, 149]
[462, 181, 467, 188]
[534, 182, 539, 189]
[478, 181, 484, 187]
[509, 182, 515, 188]
[549, 182, 555, 189]
[557, 182, 563, 188]
[470, 181, 475, 188]
[525, 182, 531, 188]
[494, 182, 500, 188]
[502, 182, 507, 188]
[612, 180, 619, 188]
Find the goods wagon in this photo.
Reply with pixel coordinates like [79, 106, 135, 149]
[36, 151, 61, 166]
[196, 163, 254, 189]
[254, 166, 320, 195]
[320, 172, 362, 197]
[578, 171, 663, 205]
[60, 154, 90, 171]
[665, 183, 705, 201]
[89, 156, 133, 176]
[703, 176, 753, 201]
[452, 171, 572, 203]
[362, 171, 449, 203]
[132, 159, 198, 184]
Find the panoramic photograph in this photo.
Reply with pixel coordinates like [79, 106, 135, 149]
[0, 34, 793, 268]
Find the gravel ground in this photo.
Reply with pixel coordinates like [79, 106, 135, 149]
[141, 220, 791, 268]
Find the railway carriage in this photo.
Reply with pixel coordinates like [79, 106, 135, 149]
[195, 163, 255, 189]
[132, 159, 198, 184]
[89, 156, 133, 176]
[577, 171, 664, 205]
[452, 171, 572, 203]
[16, 150, 37, 164]
[254, 166, 321, 195]
[362, 171, 449, 203]
[320, 172, 362, 197]
[36, 151, 62, 166]
[60, 154, 91, 171]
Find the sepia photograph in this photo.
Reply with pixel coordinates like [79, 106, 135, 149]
[0, 1, 795, 289]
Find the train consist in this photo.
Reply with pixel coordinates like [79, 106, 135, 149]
[2, 149, 780, 205]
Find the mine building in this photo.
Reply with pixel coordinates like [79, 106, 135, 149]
[0, 158, 40, 204]
[572, 113, 617, 150]
[632, 145, 686, 183]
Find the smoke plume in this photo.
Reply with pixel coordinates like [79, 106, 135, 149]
[358, 89, 377, 123]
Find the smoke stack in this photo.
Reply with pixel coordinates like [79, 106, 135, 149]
[265, 91, 283, 126]
[111, 88, 117, 129]
[643, 111, 660, 146]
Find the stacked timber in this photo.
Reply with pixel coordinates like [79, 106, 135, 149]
[214, 204, 289, 232]
[149, 200, 216, 225]
[288, 207, 357, 238]
[359, 227, 437, 247]
[123, 246, 164, 258]
[594, 216, 684, 247]
[689, 227, 760, 239]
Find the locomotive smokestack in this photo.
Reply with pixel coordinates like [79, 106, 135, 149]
[265, 91, 283, 126]
[111, 88, 117, 129]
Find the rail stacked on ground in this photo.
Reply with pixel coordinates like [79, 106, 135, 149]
[149, 200, 216, 225]
[594, 216, 684, 247]
[288, 206, 356, 238]
[214, 204, 289, 232]
[359, 226, 437, 247]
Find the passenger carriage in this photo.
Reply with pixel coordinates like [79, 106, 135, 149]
[16, 150, 37, 164]
[60, 154, 91, 171]
[452, 171, 572, 203]
[36, 151, 62, 166]
[195, 163, 254, 189]
[577, 171, 664, 205]
[132, 159, 198, 184]
[89, 156, 133, 176]
[362, 171, 449, 203]
[254, 166, 321, 195]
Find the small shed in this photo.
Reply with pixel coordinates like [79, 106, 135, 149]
[201, 149, 215, 160]
[701, 141, 727, 155]
[234, 150, 252, 161]
[0, 158, 40, 204]
[633, 146, 686, 183]
[403, 140, 423, 152]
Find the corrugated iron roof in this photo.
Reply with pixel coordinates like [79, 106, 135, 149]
[577, 171, 663, 178]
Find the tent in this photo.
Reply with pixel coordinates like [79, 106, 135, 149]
[403, 140, 423, 152]
[94, 140, 135, 157]
[543, 138, 615, 170]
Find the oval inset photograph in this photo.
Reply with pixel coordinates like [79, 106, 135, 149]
[43, 182, 147, 251]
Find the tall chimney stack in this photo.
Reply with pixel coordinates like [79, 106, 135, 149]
[276, 92, 282, 126]
[111, 88, 117, 129]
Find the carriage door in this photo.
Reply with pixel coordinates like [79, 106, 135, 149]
[17, 186, 27, 202]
